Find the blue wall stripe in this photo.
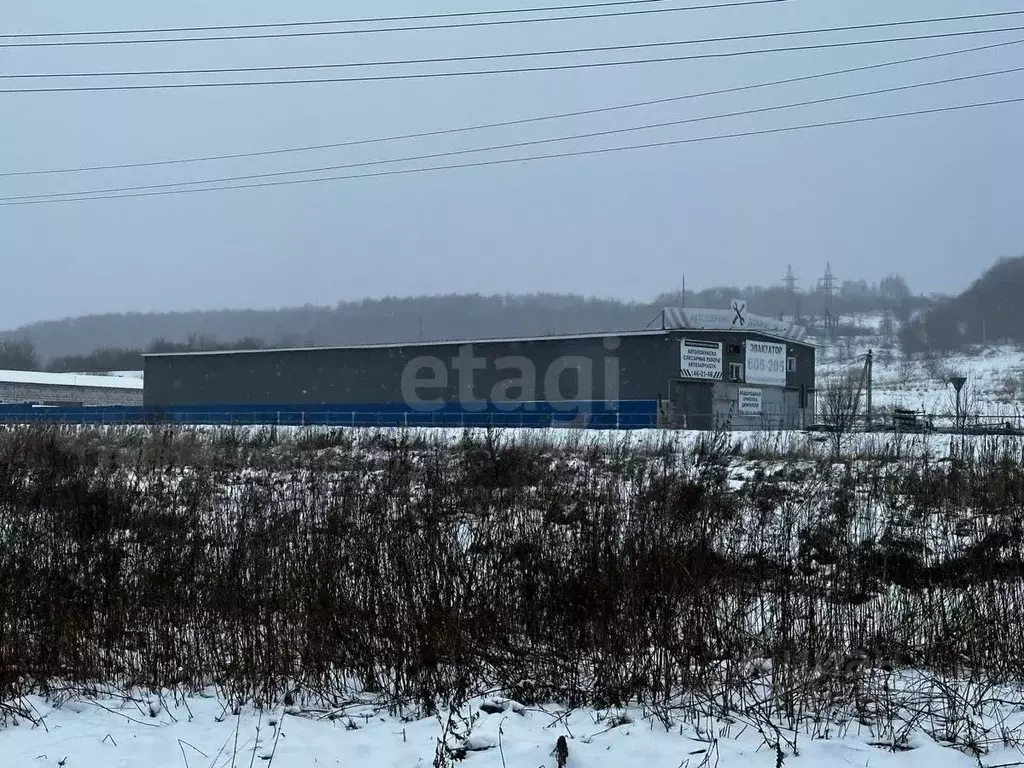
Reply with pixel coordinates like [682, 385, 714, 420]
[0, 400, 660, 429]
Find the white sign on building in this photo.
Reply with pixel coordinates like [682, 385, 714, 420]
[745, 340, 787, 386]
[680, 339, 723, 380]
[738, 387, 762, 415]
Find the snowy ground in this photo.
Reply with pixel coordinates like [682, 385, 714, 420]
[4, 689, 1021, 768]
[812, 315, 1024, 419]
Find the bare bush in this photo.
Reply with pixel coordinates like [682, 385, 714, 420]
[922, 354, 954, 385]
[818, 370, 863, 453]
[0, 425, 1022, 756]
[997, 372, 1023, 404]
[895, 358, 917, 389]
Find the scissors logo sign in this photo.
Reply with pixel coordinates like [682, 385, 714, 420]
[730, 298, 747, 327]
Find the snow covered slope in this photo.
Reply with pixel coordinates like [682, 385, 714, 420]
[812, 313, 1024, 418]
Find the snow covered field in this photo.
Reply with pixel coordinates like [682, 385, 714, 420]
[813, 315, 1024, 418]
[6, 686, 1022, 768]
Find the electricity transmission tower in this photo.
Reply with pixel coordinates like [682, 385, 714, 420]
[818, 262, 838, 341]
[784, 264, 801, 322]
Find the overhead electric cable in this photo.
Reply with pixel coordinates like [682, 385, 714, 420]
[0, 1, 786, 45]
[7, 35, 1018, 178]
[7, 63, 1022, 203]
[4, 96, 1022, 206]
[6, 10, 1024, 72]
[5, 23, 1024, 93]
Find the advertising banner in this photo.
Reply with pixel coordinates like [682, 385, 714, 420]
[680, 339, 723, 380]
[745, 341, 787, 386]
[738, 387, 762, 415]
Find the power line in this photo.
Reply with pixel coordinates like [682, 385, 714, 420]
[8, 35, 1018, 179]
[0, 1, 757, 39]
[4, 95, 1022, 206]
[3, 5, 1018, 49]
[6, 23, 1024, 93]
[0, 1, 750, 37]
[0, 1, 784, 46]
[7, 10, 1024, 77]
[7, 63, 1022, 203]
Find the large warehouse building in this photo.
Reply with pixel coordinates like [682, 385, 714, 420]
[143, 306, 815, 430]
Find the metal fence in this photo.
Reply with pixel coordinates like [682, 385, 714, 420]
[21, 401, 989, 432]
[0, 402, 663, 430]
[887, 412, 1024, 435]
[810, 409, 1024, 435]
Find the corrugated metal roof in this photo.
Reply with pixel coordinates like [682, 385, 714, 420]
[144, 327, 816, 358]
[0, 369, 144, 389]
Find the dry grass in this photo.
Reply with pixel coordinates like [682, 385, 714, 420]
[1, 424, 1024, 756]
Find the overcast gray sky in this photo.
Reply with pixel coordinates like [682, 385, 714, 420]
[2, 0, 1022, 329]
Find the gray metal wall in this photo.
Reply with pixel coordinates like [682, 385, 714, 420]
[144, 333, 682, 407]
[712, 383, 803, 430]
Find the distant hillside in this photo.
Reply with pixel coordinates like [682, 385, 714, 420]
[900, 255, 1024, 353]
[2, 294, 661, 362]
[1, 278, 926, 366]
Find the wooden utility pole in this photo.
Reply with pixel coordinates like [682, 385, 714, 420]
[866, 349, 873, 430]
[849, 350, 873, 429]
[950, 376, 967, 431]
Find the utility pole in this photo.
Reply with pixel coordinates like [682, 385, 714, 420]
[866, 349, 873, 430]
[950, 376, 967, 431]
[681, 274, 686, 309]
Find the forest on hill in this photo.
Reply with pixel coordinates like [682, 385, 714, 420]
[0, 273, 926, 371]
[900, 255, 1024, 353]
